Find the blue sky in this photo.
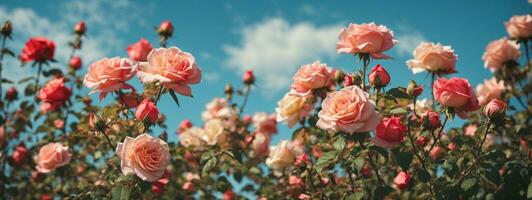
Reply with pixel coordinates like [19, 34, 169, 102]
[1, 0, 530, 145]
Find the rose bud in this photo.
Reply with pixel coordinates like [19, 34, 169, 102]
[415, 136, 429, 147]
[242, 115, 252, 125]
[422, 111, 440, 130]
[54, 119, 65, 129]
[447, 142, 457, 151]
[222, 189, 236, 200]
[294, 153, 310, 166]
[406, 80, 423, 97]
[135, 98, 159, 123]
[41, 194, 53, 200]
[74, 21, 86, 35]
[368, 64, 390, 88]
[298, 193, 311, 200]
[373, 116, 406, 148]
[157, 20, 174, 37]
[484, 99, 507, 119]
[361, 166, 371, 177]
[151, 172, 170, 196]
[429, 146, 443, 161]
[333, 69, 345, 85]
[311, 145, 323, 158]
[182, 181, 195, 191]
[242, 70, 255, 85]
[5, 87, 18, 101]
[178, 119, 193, 134]
[288, 175, 303, 186]
[12, 143, 29, 165]
[393, 171, 411, 190]
[69, 56, 82, 70]
[1, 21, 12, 37]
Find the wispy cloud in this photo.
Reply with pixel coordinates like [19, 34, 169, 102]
[394, 25, 427, 57]
[223, 17, 341, 93]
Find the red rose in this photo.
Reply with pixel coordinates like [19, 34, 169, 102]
[393, 171, 411, 190]
[368, 64, 390, 87]
[222, 189, 236, 200]
[12, 143, 29, 165]
[135, 98, 159, 123]
[242, 70, 255, 85]
[373, 116, 406, 148]
[5, 86, 17, 101]
[69, 56, 82, 70]
[38, 77, 72, 113]
[20, 37, 55, 62]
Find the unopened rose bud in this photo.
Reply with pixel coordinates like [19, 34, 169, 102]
[294, 153, 310, 166]
[407, 80, 423, 97]
[12, 143, 28, 165]
[54, 119, 65, 129]
[343, 73, 361, 87]
[157, 20, 174, 37]
[178, 119, 193, 134]
[484, 99, 506, 119]
[135, 98, 159, 123]
[242, 70, 255, 85]
[333, 69, 345, 85]
[1, 21, 12, 36]
[69, 56, 82, 70]
[361, 165, 371, 177]
[422, 111, 440, 130]
[393, 171, 411, 190]
[368, 64, 390, 88]
[74, 21, 86, 35]
[242, 115, 252, 125]
[222, 189, 236, 200]
[429, 146, 443, 161]
[182, 181, 195, 191]
[5, 87, 17, 101]
[415, 136, 428, 147]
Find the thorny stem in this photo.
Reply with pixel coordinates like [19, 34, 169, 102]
[238, 84, 251, 117]
[456, 122, 492, 184]
[368, 152, 384, 200]
[427, 115, 448, 154]
[34, 62, 43, 94]
[0, 35, 7, 99]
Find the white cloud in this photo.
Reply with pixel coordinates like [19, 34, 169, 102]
[223, 17, 342, 92]
[394, 25, 427, 57]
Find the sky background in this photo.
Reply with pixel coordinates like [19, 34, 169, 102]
[0, 0, 530, 145]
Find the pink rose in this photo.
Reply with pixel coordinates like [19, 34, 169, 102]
[35, 142, 72, 173]
[127, 38, 153, 62]
[476, 77, 509, 105]
[393, 171, 411, 190]
[464, 124, 478, 136]
[336, 22, 397, 59]
[116, 133, 170, 182]
[54, 119, 65, 129]
[69, 56, 82, 70]
[74, 21, 86, 35]
[288, 175, 303, 187]
[178, 119, 193, 134]
[316, 86, 380, 134]
[135, 98, 159, 123]
[242, 70, 255, 85]
[433, 77, 480, 118]
[484, 99, 507, 119]
[429, 146, 443, 161]
[252, 112, 277, 135]
[251, 132, 271, 157]
[12, 143, 29, 165]
[158, 20, 174, 37]
[20, 37, 55, 62]
[289, 61, 333, 96]
[201, 98, 237, 122]
[505, 14, 532, 39]
[83, 57, 136, 99]
[151, 171, 169, 196]
[421, 111, 440, 130]
[482, 38, 521, 72]
[38, 77, 72, 113]
[372, 116, 406, 148]
[416, 136, 428, 147]
[406, 42, 457, 75]
[137, 47, 202, 96]
[368, 64, 390, 87]
[223, 189, 236, 200]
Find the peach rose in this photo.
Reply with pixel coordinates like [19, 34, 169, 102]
[252, 112, 277, 135]
[83, 57, 136, 99]
[266, 140, 301, 171]
[505, 14, 532, 39]
[433, 77, 480, 118]
[406, 42, 457, 74]
[482, 38, 520, 72]
[201, 98, 238, 122]
[316, 86, 380, 134]
[336, 22, 397, 59]
[276, 94, 313, 128]
[202, 119, 229, 146]
[35, 142, 72, 173]
[476, 77, 509, 105]
[137, 47, 202, 96]
[289, 61, 333, 96]
[38, 77, 72, 113]
[251, 132, 271, 157]
[179, 127, 206, 148]
[127, 38, 153, 62]
[116, 134, 170, 182]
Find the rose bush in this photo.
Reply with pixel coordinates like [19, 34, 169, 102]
[0, 14, 530, 200]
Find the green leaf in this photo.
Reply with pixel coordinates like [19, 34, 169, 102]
[202, 156, 218, 175]
[386, 87, 410, 99]
[346, 192, 364, 200]
[315, 151, 337, 172]
[353, 157, 365, 173]
[370, 146, 389, 161]
[1, 78, 13, 83]
[396, 152, 413, 170]
[416, 168, 431, 182]
[460, 178, 477, 192]
[168, 90, 181, 107]
[333, 136, 346, 151]
[527, 183, 532, 199]
[373, 185, 394, 200]
[389, 107, 408, 115]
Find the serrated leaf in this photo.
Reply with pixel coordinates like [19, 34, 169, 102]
[397, 152, 413, 170]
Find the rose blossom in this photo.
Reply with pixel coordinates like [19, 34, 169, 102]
[116, 133, 170, 182]
[151, 171, 169, 196]
[35, 142, 72, 173]
[137, 47, 202, 96]
[202, 119, 229, 146]
[368, 64, 390, 87]
[38, 77, 72, 113]
[69, 56, 82, 70]
[464, 124, 478, 136]
[433, 77, 480, 118]
[54, 119, 65, 129]
[251, 132, 271, 157]
[12, 143, 29, 165]
[201, 98, 238, 123]
[20, 37, 55, 62]
[482, 38, 520, 72]
[316, 86, 380, 134]
[276, 93, 313, 128]
[476, 77, 509, 105]
[289, 61, 333, 96]
[393, 171, 411, 190]
[484, 99, 507, 119]
[179, 127, 206, 148]
[505, 14, 532, 39]
[83, 57, 136, 99]
[127, 38, 153, 62]
[429, 146, 443, 161]
[336, 22, 397, 59]
[266, 140, 302, 171]
[421, 111, 440, 130]
[178, 119, 193, 134]
[135, 98, 159, 123]
[252, 112, 277, 135]
[406, 42, 457, 74]
[222, 189, 236, 200]
[5, 86, 17, 101]
[372, 116, 406, 148]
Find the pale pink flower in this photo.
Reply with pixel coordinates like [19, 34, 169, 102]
[336, 22, 397, 59]
[289, 61, 333, 96]
[35, 142, 72, 173]
[83, 57, 136, 99]
[406, 42, 457, 74]
[476, 77, 509, 105]
[252, 112, 277, 135]
[482, 38, 520, 72]
[266, 140, 302, 171]
[127, 38, 153, 62]
[116, 134, 170, 182]
[276, 93, 313, 128]
[505, 14, 532, 39]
